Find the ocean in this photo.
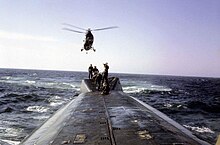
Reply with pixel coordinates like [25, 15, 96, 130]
[0, 68, 219, 145]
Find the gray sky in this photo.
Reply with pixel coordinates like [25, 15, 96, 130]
[0, 0, 220, 77]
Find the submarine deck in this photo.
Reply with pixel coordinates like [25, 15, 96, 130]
[20, 78, 210, 145]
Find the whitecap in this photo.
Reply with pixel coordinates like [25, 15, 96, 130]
[70, 84, 77, 88]
[5, 76, 11, 80]
[123, 86, 145, 93]
[76, 88, 80, 91]
[33, 115, 50, 120]
[48, 95, 61, 102]
[0, 139, 20, 145]
[0, 76, 28, 85]
[24, 80, 36, 84]
[183, 125, 214, 133]
[123, 85, 172, 94]
[1, 76, 11, 80]
[4, 127, 23, 137]
[51, 95, 61, 100]
[35, 81, 79, 91]
[164, 103, 173, 108]
[26, 106, 49, 113]
[150, 85, 172, 92]
[62, 82, 75, 87]
[50, 101, 65, 107]
[48, 96, 65, 107]
[0, 120, 14, 125]
[61, 82, 80, 90]
[32, 73, 37, 76]
[46, 82, 56, 86]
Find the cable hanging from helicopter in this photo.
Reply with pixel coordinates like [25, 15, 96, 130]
[62, 23, 118, 53]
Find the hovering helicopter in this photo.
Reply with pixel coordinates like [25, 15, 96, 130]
[62, 23, 118, 52]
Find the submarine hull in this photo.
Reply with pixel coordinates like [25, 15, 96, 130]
[20, 77, 210, 145]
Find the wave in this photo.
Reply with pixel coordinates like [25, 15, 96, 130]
[48, 96, 66, 107]
[187, 101, 220, 113]
[0, 93, 44, 104]
[0, 107, 14, 113]
[0, 76, 80, 91]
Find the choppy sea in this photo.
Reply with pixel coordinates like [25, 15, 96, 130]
[0, 68, 219, 145]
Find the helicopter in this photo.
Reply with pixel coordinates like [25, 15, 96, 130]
[62, 23, 118, 52]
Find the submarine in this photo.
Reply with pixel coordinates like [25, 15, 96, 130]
[20, 77, 211, 145]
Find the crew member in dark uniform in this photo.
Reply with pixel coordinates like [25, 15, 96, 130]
[88, 64, 93, 79]
[101, 81, 110, 95]
[92, 66, 99, 75]
[101, 63, 110, 95]
[102, 63, 109, 83]
[96, 73, 102, 91]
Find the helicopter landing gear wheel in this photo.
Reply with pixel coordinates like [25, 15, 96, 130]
[81, 48, 84, 51]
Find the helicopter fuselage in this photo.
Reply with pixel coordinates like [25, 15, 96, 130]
[83, 31, 94, 51]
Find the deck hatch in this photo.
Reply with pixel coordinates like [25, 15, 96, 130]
[73, 134, 86, 144]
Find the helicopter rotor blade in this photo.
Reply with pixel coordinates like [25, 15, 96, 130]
[62, 23, 87, 31]
[62, 28, 85, 34]
[92, 26, 118, 31]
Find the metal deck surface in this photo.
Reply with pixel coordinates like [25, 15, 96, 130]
[20, 78, 210, 145]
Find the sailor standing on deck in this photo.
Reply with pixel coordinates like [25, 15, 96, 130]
[92, 66, 99, 76]
[102, 63, 109, 83]
[88, 64, 93, 79]
[101, 63, 110, 95]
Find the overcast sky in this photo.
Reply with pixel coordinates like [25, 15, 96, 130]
[0, 0, 220, 77]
